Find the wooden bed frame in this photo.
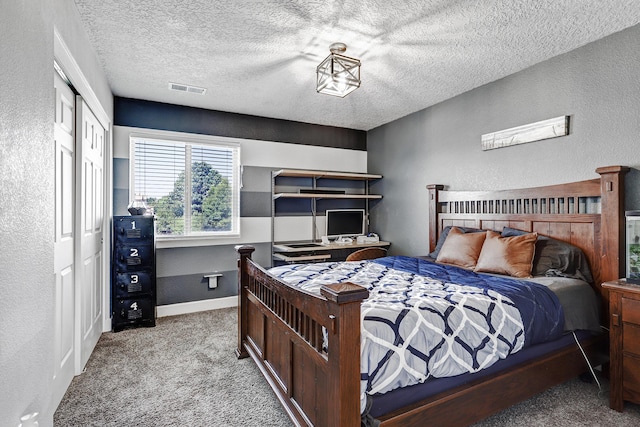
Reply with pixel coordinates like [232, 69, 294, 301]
[235, 165, 628, 426]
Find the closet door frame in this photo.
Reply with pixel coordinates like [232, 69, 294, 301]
[55, 29, 113, 334]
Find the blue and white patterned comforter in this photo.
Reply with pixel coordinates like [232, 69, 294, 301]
[268, 256, 564, 410]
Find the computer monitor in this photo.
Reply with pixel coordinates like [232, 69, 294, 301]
[325, 209, 365, 239]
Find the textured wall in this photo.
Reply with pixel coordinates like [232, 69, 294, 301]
[368, 24, 640, 257]
[0, 1, 112, 424]
[0, 1, 55, 424]
[54, 0, 113, 116]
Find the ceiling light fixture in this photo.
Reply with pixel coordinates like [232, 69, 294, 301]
[316, 42, 361, 97]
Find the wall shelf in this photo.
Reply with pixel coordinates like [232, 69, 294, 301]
[273, 169, 382, 180]
[273, 193, 383, 200]
[271, 168, 383, 265]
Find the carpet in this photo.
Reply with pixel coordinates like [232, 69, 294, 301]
[55, 308, 640, 426]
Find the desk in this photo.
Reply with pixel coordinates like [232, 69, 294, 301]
[273, 240, 390, 264]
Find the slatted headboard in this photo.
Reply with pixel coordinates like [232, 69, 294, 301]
[427, 166, 628, 317]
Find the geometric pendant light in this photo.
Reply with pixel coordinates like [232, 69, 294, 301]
[316, 42, 361, 97]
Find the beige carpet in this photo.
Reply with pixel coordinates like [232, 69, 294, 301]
[55, 308, 640, 426]
[55, 308, 291, 426]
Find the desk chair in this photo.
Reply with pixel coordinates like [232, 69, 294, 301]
[345, 247, 388, 262]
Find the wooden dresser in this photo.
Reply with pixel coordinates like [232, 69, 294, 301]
[603, 279, 640, 411]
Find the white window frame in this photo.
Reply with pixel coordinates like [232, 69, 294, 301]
[129, 130, 241, 246]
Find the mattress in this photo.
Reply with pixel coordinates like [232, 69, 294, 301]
[526, 276, 600, 332]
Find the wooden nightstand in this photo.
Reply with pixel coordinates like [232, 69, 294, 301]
[603, 279, 640, 411]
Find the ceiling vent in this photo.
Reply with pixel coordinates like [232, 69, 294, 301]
[168, 82, 207, 95]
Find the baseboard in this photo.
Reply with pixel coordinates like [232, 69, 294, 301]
[156, 296, 238, 318]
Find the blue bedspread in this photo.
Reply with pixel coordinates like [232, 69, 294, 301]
[373, 256, 564, 345]
[269, 256, 565, 411]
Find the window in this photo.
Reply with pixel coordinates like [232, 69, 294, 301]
[130, 134, 240, 238]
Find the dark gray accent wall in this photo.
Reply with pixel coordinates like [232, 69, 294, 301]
[156, 271, 236, 305]
[155, 242, 271, 305]
[240, 166, 272, 217]
[368, 23, 640, 257]
[240, 191, 272, 217]
[114, 97, 366, 150]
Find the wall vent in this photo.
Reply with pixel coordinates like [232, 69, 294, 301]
[168, 82, 207, 95]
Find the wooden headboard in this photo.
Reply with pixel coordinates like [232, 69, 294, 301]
[427, 165, 628, 318]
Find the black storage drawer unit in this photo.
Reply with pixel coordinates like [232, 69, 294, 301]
[113, 244, 154, 271]
[113, 297, 155, 323]
[114, 216, 154, 242]
[112, 215, 156, 331]
[113, 271, 154, 297]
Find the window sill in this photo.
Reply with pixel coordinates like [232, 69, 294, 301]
[155, 233, 241, 249]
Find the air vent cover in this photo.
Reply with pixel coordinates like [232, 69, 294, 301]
[168, 82, 207, 95]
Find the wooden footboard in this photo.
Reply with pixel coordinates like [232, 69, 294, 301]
[376, 333, 608, 426]
[235, 245, 368, 426]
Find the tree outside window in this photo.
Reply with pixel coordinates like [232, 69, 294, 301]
[130, 136, 240, 237]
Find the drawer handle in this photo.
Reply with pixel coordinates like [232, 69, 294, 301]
[612, 313, 620, 327]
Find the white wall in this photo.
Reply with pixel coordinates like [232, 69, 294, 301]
[0, 0, 112, 424]
[0, 1, 55, 424]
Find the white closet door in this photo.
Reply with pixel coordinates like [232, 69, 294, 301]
[52, 71, 76, 408]
[75, 97, 105, 373]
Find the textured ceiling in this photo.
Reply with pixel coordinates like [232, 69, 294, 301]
[73, 0, 640, 131]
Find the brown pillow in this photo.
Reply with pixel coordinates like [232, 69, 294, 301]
[474, 230, 537, 278]
[436, 226, 487, 269]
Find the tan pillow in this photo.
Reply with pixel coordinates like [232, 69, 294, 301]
[436, 226, 487, 269]
[474, 230, 537, 278]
